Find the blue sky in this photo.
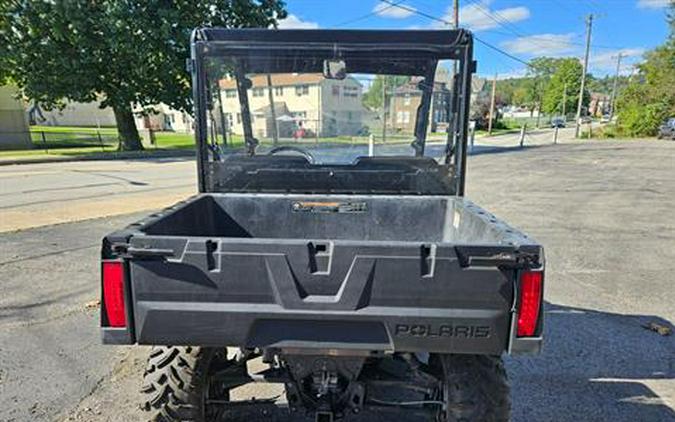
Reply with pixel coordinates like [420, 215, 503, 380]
[278, 0, 671, 79]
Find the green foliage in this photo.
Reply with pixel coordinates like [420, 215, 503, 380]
[0, 0, 287, 150]
[541, 58, 587, 116]
[616, 6, 675, 137]
[495, 77, 536, 109]
[362, 75, 409, 110]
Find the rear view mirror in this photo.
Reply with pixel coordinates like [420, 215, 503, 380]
[323, 60, 347, 80]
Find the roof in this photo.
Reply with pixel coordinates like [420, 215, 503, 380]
[220, 73, 323, 90]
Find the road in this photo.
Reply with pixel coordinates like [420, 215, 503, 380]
[1, 135, 674, 421]
[0, 128, 564, 233]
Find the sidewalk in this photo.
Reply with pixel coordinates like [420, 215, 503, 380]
[0, 147, 195, 166]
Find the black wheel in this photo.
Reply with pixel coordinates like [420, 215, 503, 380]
[141, 346, 235, 422]
[430, 354, 510, 422]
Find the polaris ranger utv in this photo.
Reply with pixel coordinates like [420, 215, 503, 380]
[100, 28, 544, 421]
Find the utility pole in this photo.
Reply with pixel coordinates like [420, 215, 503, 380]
[449, 0, 459, 139]
[575, 14, 593, 138]
[381, 77, 387, 143]
[451, 0, 459, 78]
[488, 73, 497, 136]
[266, 74, 279, 146]
[609, 52, 623, 121]
[562, 83, 567, 119]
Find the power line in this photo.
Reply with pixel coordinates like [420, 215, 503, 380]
[463, 0, 623, 51]
[378, 0, 536, 69]
[333, 0, 408, 28]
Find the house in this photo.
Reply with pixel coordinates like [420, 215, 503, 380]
[389, 78, 451, 134]
[135, 104, 193, 133]
[219, 73, 365, 138]
[34, 100, 193, 133]
[589, 93, 610, 117]
[37, 101, 117, 127]
[0, 85, 32, 150]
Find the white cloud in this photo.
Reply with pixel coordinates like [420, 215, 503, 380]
[637, 0, 670, 9]
[373, 2, 416, 19]
[433, 0, 530, 31]
[589, 48, 646, 74]
[277, 14, 319, 29]
[501, 33, 577, 56]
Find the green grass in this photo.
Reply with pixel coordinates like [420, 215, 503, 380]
[31, 125, 118, 134]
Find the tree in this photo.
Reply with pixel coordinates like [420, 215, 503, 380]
[0, 0, 287, 150]
[362, 75, 409, 111]
[541, 58, 587, 116]
[525, 57, 570, 115]
[616, 2, 675, 136]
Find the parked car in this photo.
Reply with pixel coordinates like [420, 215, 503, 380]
[581, 116, 593, 124]
[657, 118, 675, 140]
[551, 117, 566, 128]
[100, 28, 545, 422]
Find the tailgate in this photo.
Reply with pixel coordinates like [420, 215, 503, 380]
[105, 235, 541, 355]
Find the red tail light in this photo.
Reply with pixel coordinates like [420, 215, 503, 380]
[102, 260, 126, 328]
[517, 270, 543, 337]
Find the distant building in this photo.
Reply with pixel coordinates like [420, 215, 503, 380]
[389, 79, 450, 134]
[219, 73, 365, 138]
[135, 104, 194, 133]
[589, 93, 610, 117]
[34, 100, 193, 133]
[0, 85, 32, 150]
[37, 101, 117, 127]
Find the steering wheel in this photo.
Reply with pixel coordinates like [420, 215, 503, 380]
[267, 146, 315, 164]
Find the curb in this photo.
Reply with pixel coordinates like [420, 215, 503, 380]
[0, 149, 196, 166]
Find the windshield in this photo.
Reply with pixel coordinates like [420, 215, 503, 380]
[201, 54, 456, 164]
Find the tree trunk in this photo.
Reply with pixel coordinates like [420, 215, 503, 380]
[113, 104, 143, 151]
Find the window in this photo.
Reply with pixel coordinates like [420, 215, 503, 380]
[347, 111, 353, 121]
[404, 94, 411, 105]
[274, 86, 284, 96]
[236, 113, 241, 124]
[252, 88, 264, 97]
[225, 89, 236, 98]
[332, 85, 340, 96]
[397, 111, 410, 124]
[296, 85, 309, 96]
[343, 86, 359, 98]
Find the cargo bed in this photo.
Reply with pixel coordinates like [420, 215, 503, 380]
[103, 193, 543, 355]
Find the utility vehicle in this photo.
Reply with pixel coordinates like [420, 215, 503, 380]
[100, 28, 545, 421]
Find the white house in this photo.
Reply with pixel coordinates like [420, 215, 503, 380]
[218, 73, 365, 139]
[35, 100, 193, 133]
[0, 85, 32, 150]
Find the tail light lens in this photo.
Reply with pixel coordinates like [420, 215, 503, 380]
[102, 260, 126, 327]
[517, 270, 543, 337]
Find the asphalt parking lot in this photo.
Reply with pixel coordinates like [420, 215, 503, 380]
[1, 138, 673, 421]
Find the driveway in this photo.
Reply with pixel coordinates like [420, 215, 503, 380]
[0, 138, 673, 421]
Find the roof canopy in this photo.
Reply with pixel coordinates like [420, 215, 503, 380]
[194, 29, 473, 69]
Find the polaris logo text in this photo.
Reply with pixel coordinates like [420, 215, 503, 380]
[394, 324, 490, 338]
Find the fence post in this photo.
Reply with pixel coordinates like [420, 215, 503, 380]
[41, 131, 49, 153]
[368, 134, 374, 157]
[97, 131, 105, 151]
[554, 126, 559, 144]
[469, 121, 476, 153]
[519, 123, 527, 148]
[588, 121, 592, 139]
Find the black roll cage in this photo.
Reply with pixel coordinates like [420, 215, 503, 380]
[189, 28, 475, 196]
